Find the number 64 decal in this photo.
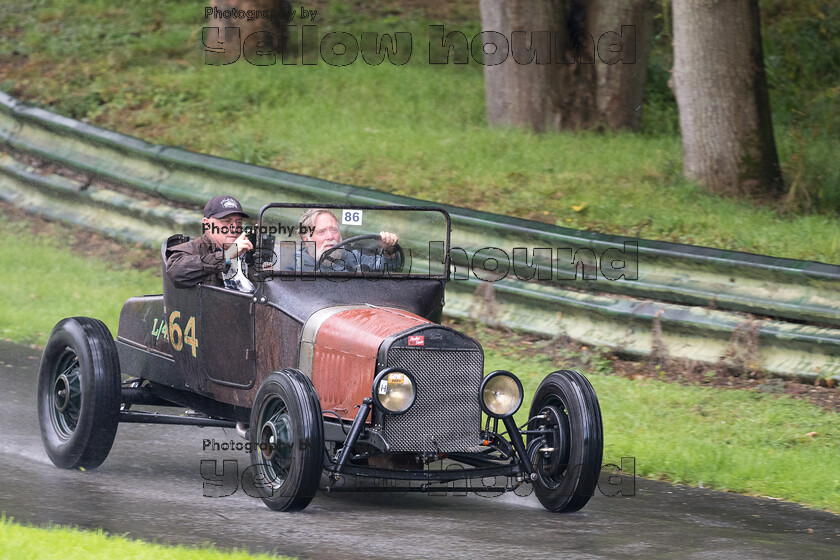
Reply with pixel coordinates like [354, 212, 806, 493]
[169, 311, 199, 357]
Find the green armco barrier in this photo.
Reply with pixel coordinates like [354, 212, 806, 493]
[444, 278, 840, 381]
[0, 152, 182, 245]
[2, 90, 839, 382]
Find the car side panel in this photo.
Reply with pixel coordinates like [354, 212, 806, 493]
[209, 303, 305, 408]
[116, 295, 188, 388]
[198, 286, 256, 390]
[254, 304, 302, 376]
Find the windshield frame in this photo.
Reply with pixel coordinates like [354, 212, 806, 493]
[254, 203, 452, 280]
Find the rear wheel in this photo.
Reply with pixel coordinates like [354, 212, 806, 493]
[527, 370, 603, 512]
[37, 317, 121, 469]
[249, 369, 324, 511]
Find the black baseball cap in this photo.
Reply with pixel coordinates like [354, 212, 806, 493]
[203, 195, 249, 219]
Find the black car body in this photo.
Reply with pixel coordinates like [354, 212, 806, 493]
[38, 204, 603, 512]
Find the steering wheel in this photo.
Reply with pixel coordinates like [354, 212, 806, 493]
[317, 234, 404, 273]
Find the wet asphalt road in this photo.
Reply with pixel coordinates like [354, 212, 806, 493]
[1, 340, 838, 559]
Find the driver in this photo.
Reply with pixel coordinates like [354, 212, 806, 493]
[287, 208, 400, 272]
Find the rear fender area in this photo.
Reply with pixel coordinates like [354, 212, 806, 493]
[117, 295, 169, 356]
[115, 295, 189, 391]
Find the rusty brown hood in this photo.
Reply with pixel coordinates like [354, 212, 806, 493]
[299, 305, 431, 418]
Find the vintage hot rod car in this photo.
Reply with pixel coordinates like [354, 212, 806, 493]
[37, 204, 603, 512]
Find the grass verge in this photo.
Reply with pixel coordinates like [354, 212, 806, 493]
[489, 343, 840, 512]
[0, 214, 159, 345]
[0, 514, 293, 560]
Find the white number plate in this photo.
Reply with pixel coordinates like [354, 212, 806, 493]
[341, 210, 363, 225]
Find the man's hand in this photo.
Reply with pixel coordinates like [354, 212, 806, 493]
[223, 231, 254, 261]
[379, 231, 398, 247]
[379, 231, 398, 256]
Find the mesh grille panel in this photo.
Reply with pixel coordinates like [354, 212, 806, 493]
[381, 347, 482, 452]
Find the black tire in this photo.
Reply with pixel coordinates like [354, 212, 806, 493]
[37, 317, 122, 469]
[249, 369, 324, 511]
[527, 370, 603, 513]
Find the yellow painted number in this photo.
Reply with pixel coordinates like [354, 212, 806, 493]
[167, 311, 199, 357]
[168, 311, 183, 352]
[183, 315, 198, 357]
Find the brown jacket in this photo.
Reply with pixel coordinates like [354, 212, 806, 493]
[165, 233, 228, 288]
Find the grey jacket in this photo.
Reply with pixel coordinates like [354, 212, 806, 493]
[286, 247, 401, 273]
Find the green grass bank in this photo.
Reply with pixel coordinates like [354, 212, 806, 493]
[1, 0, 838, 262]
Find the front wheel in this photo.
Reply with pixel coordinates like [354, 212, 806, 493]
[249, 369, 324, 511]
[37, 317, 122, 469]
[526, 370, 603, 513]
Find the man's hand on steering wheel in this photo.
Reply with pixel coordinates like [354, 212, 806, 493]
[317, 233, 403, 272]
[379, 231, 399, 256]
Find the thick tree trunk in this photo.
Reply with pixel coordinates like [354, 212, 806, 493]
[672, 0, 783, 197]
[479, 0, 654, 132]
[480, 0, 565, 132]
[591, 0, 656, 130]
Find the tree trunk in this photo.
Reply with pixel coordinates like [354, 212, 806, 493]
[672, 0, 783, 197]
[591, 0, 656, 130]
[479, 0, 654, 132]
[480, 0, 566, 132]
[555, 0, 599, 130]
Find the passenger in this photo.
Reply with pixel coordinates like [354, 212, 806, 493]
[288, 208, 400, 272]
[165, 195, 255, 291]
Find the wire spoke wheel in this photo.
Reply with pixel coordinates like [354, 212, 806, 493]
[249, 369, 324, 511]
[257, 399, 294, 486]
[37, 317, 121, 470]
[49, 350, 83, 438]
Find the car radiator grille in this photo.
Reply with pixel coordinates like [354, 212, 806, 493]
[380, 347, 482, 453]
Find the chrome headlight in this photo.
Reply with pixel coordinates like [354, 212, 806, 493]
[372, 368, 416, 415]
[480, 370, 523, 418]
